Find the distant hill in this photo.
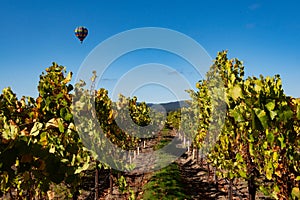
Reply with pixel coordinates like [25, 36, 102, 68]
[148, 100, 190, 113]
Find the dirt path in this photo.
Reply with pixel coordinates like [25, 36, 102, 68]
[99, 133, 162, 200]
[98, 129, 247, 200]
[89, 129, 274, 200]
[176, 152, 228, 199]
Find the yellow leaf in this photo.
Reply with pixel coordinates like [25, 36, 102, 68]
[40, 132, 48, 146]
[275, 167, 282, 178]
[63, 72, 72, 84]
[230, 85, 242, 101]
[49, 145, 55, 153]
[30, 122, 43, 136]
[292, 187, 300, 199]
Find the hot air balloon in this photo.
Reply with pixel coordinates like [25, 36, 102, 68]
[74, 26, 88, 43]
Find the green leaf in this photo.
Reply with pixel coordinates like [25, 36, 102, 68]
[230, 108, 244, 122]
[265, 161, 273, 180]
[265, 101, 275, 111]
[71, 154, 76, 166]
[238, 169, 247, 178]
[57, 119, 64, 133]
[272, 185, 280, 197]
[254, 108, 268, 129]
[292, 187, 300, 199]
[30, 122, 43, 136]
[296, 104, 300, 120]
[278, 134, 286, 149]
[228, 171, 235, 179]
[235, 153, 243, 162]
[279, 109, 293, 123]
[74, 161, 89, 174]
[266, 130, 274, 145]
[263, 141, 268, 149]
[283, 109, 293, 120]
[249, 134, 254, 142]
[39, 132, 48, 146]
[269, 110, 277, 120]
[259, 185, 269, 195]
[249, 143, 254, 156]
[60, 107, 73, 121]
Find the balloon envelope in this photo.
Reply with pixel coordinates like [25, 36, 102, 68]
[75, 26, 88, 43]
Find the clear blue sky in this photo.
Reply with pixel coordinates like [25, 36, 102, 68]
[1, 0, 300, 103]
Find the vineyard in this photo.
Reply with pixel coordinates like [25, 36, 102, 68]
[0, 51, 299, 199]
